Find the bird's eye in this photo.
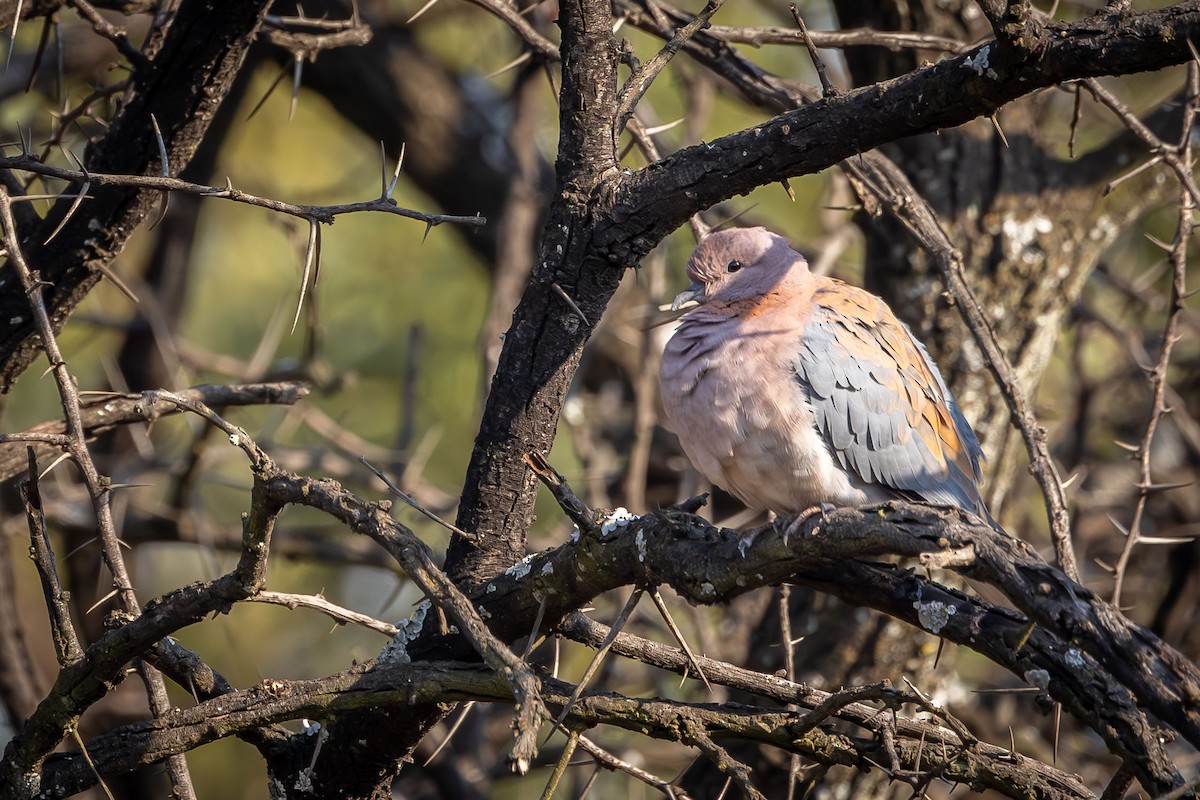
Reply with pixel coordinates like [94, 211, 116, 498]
[726, 260, 742, 273]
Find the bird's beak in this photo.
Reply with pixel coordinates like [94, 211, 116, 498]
[669, 282, 704, 311]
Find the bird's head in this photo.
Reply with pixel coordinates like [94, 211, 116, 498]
[670, 226, 805, 310]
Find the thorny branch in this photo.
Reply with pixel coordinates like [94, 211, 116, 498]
[22, 450, 84, 666]
[1085, 66, 1200, 606]
[0, 155, 487, 230]
[2, 1, 1199, 798]
[1, 426, 1106, 797]
[4, 396, 1181, 797]
[34, 659, 1095, 800]
[0, 381, 310, 481]
[613, 0, 726, 136]
[0, 186, 197, 799]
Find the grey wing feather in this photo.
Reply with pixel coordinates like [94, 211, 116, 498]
[796, 307, 988, 518]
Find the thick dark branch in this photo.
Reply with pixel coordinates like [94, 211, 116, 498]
[596, 2, 1200, 262]
[447, 0, 620, 584]
[796, 562, 1184, 794]
[37, 661, 1094, 800]
[460, 503, 1194, 793]
[268, 452, 1194, 793]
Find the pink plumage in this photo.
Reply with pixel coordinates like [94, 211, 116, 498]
[659, 226, 991, 521]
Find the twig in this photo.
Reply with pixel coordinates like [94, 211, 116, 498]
[1068, 83, 1084, 158]
[649, 590, 710, 689]
[613, 0, 725, 136]
[577, 735, 695, 799]
[680, 720, 767, 800]
[1111, 132, 1195, 605]
[135, 389, 269, 466]
[67, 0, 148, 69]
[22, 448, 84, 665]
[706, 24, 968, 53]
[68, 726, 114, 800]
[778, 586, 800, 800]
[550, 588, 644, 735]
[524, 452, 598, 535]
[522, 596, 549, 662]
[0, 155, 486, 230]
[422, 701, 475, 766]
[261, 10, 373, 56]
[611, 192, 667, 510]
[1084, 78, 1200, 209]
[246, 590, 399, 635]
[464, 0, 560, 61]
[788, 5, 836, 97]
[41, 82, 129, 157]
[540, 729, 579, 800]
[901, 677, 976, 746]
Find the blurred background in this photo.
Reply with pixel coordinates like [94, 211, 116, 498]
[1, 0, 1197, 797]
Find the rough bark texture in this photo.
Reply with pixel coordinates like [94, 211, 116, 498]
[2, 1, 1200, 798]
[447, 0, 621, 586]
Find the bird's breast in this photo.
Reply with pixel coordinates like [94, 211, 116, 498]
[661, 317, 876, 513]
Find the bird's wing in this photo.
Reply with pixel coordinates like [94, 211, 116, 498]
[794, 282, 986, 514]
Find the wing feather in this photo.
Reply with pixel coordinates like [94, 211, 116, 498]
[795, 283, 988, 517]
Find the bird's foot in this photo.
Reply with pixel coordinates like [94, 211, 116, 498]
[737, 504, 835, 556]
[782, 503, 836, 544]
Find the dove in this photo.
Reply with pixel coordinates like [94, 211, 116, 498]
[659, 226, 992, 524]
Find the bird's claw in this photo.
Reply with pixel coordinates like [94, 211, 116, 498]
[782, 503, 836, 543]
[736, 530, 757, 558]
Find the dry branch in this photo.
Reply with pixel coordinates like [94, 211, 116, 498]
[0, 381, 310, 481]
[0, 0, 273, 391]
